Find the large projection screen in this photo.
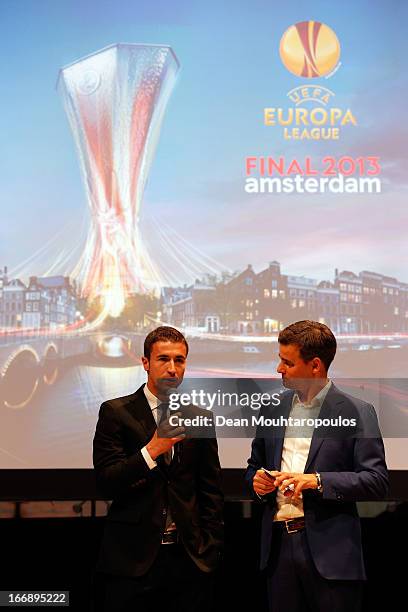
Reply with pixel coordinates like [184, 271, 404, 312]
[0, 1, 407, 495]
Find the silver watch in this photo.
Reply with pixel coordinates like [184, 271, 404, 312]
[315, 472, 323, 493]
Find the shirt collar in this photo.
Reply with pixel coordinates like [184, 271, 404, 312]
[293, 379, 332, 409]
[143, 383, 161, 411]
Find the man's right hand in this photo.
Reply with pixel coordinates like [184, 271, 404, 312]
[146, 414, 185, 461]
[253, 469, 278, 496]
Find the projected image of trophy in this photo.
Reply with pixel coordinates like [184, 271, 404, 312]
[58, 44, 179, 320]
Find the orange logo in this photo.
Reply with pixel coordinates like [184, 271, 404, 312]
[280, 21, 340, 78]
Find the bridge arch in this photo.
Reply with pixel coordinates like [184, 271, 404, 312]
[43, 342, 59, 386]
[1, 345, 41, 409]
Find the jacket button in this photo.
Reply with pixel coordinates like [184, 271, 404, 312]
[162, 509, 166, 516]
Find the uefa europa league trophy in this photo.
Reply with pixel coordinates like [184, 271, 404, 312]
[58, 44, 179, 318]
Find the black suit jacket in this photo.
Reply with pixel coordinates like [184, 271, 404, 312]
[93, 384, 224, 577]
[245, 383, 389, 580]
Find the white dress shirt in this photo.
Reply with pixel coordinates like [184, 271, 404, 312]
[141, 384, 176, 533]
[274, 380, 332, 521]
[140, 384, 171, 470]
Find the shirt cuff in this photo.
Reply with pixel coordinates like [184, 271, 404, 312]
[141, 446, 157, 470]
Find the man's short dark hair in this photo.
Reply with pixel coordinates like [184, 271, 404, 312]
[278, 320, 337, 371]
[144, 326, 189, 359]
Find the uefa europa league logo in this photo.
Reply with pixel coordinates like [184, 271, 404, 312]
[280, 21, 340, 78]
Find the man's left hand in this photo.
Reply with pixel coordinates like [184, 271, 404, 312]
[273, 472, 318, 499]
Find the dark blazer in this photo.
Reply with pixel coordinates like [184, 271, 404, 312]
[93, 384, 224, 577]
[245, 383, 389, 580]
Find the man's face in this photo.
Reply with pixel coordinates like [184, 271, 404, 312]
[276, 343, 316, 390]
[142, 340, 187, 399]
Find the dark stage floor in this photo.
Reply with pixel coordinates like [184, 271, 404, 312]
[1, 502, 406, 611]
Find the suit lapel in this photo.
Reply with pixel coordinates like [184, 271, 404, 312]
[129, 385, 178, 475]
[272, 391, 294, 469]
[304, 383, 345, 472]
[127, 384, 157, 442]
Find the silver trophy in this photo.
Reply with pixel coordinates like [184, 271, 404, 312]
[58, 44, 179, 318]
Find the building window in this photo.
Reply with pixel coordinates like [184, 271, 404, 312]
[298, 300, 305, 308]
[394, 307, 399, 315]
[264, 318, 279, 333]
[271, 280, 277, 288]
[291, 299, 297, 308]
[264, 289, 270, 298]
[271, 290, 278, 298]
[279, 290, 285, 298]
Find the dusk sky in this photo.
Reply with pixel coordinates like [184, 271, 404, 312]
[1, 0, 407, 285]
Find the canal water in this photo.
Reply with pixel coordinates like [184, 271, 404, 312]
[1, 346, 407, 468]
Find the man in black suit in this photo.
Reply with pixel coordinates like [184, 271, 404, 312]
[93, 326, 223, 612]
[245, 320, 388, 612]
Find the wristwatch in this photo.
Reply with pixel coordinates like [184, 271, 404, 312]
[315, 472, 323, 493]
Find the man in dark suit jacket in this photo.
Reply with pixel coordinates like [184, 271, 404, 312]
[245, 320, 388, 612]
[93, 326, 223, 612]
